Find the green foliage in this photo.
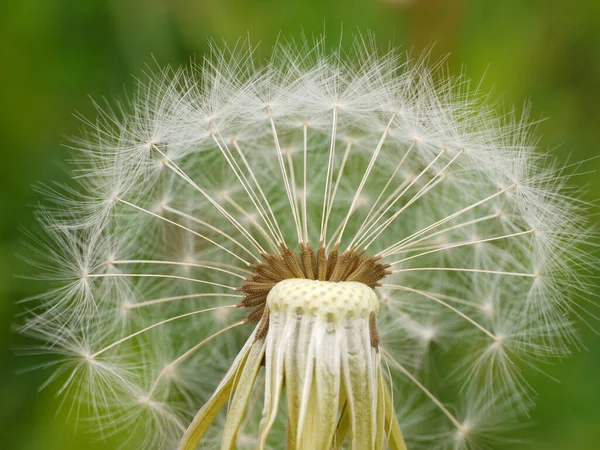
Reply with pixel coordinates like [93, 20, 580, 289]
[1, 1, 598, 448]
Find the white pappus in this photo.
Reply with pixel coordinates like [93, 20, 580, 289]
[19, 35, 597, 450]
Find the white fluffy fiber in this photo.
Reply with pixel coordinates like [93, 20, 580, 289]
[20, 35, 596, 449]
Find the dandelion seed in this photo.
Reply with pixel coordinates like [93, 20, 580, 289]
[21, 35, 596, 450]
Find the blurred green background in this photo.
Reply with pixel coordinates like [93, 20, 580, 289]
[1, 0, 599, 448]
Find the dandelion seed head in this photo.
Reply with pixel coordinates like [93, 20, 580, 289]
[19, 34, 596, 449]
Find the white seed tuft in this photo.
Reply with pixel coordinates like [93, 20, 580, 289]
[19, 35, 596, 449]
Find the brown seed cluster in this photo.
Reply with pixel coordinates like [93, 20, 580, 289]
[239, 243, 390, 341]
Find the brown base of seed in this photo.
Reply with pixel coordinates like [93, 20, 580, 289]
[238, 243, 390, 347]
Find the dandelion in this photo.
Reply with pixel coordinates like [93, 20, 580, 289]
[21, 35, 596, 449]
